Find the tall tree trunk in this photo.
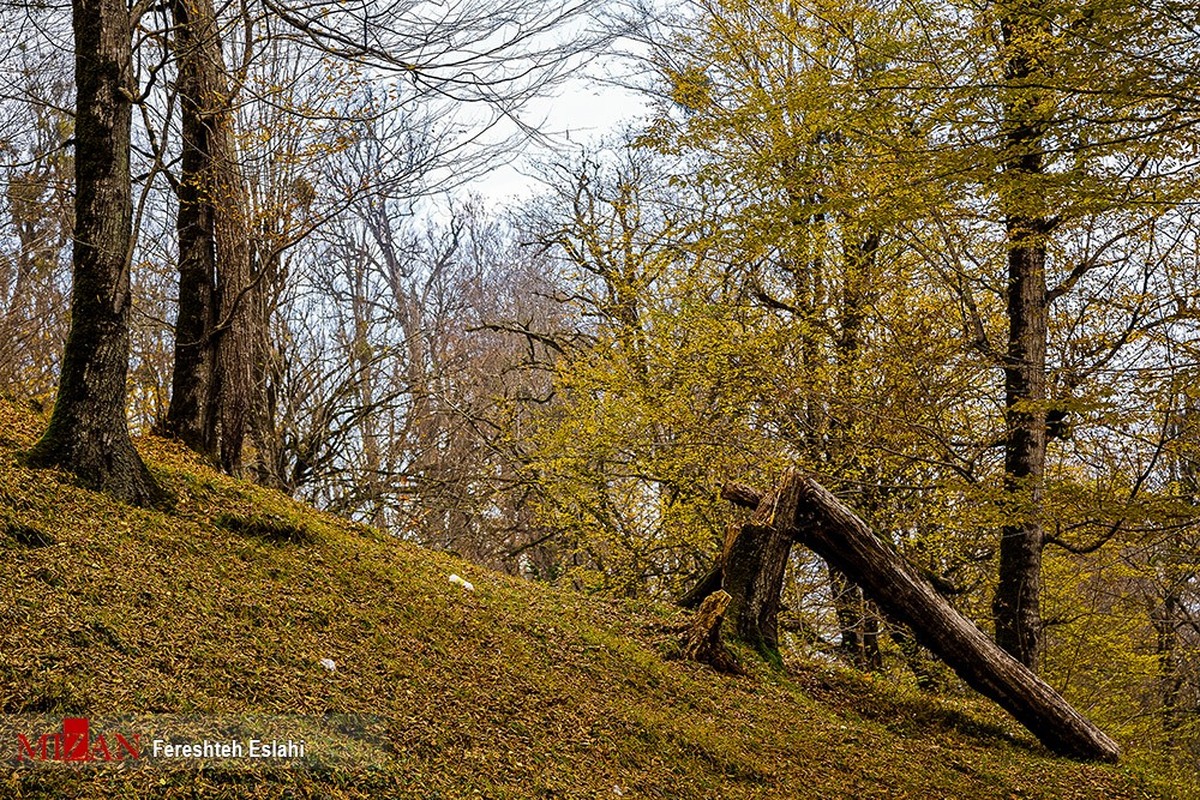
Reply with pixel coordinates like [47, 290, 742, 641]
[993, 1, 1051, 670]
[1151, 588, 1183, 746]
[164, 0, 218, 457]
[828, 231, 883, 671]
[165, 0, 255, 472]
[25, 0, 164, 507]
[1155, 406, 1199, 745]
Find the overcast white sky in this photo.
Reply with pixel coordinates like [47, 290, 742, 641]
[464, 72, 652, 205]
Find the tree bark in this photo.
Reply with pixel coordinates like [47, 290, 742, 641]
[783, 471, 1119, 762]
[828, 231, 885, 670]
[682, 590, 745, 675]
[994, 0, 1051, 670]
[165, 0, 255, 472]
[723, 487, 795, 660]
[679, 487, 792, 661]
[24, 0, 164, 507]
[164, 0, 218, 458]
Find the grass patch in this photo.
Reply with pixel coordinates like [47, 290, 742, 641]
[0, 398, 1186, 799]
[214, 510, 316, 545]
[4, 520, 55, 548]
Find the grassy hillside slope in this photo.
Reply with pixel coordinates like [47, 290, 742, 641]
[0, 401, 1180, 798]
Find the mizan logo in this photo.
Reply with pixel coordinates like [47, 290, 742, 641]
[16, 718, 141, 763]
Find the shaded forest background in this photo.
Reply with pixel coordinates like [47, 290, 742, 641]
[2, 0, 1200, 775]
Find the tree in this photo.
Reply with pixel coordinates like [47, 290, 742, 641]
[24, 0, 164, 506]
[0, 72, 73, 405]
[953, 0, 1200, 669]
[628, 0, 1200, 676]
[990, 0, 1055, 670]
[150, 0, 606, 481]
[162, 0, 254, 472]
[520, 149, 769, 597]
[629, 0, 977, 666]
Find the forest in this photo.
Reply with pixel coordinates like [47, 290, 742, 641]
[1, 0, 1199, 778]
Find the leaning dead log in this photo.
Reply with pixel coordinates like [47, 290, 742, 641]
[682, 590, 745, 675]
[780, 472, 1120, 763]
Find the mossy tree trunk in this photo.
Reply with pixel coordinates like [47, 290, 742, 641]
[722, 497, 794, 662]
[993, 0, 1052, 671]
[25, 0, 163, 507]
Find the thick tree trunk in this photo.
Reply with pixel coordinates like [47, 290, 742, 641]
[994, 0, 1051, 670]
[24, 0, 164, 507]
[164, 0, 218, 458]
[723, 518, 792, 660]
[1152, 590, 1183, 746]
[783, 472, 1119, 762]
[165, 0, 255, 472]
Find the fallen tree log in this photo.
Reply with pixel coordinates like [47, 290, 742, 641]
[775, 472, 1120, 763]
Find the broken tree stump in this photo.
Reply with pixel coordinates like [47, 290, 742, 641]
[721, 480, 882, 667]
[679, 485, 794, 660]
[778, 472, 1120, 763]
[723, 482, 797, 659]
[682, 590, 745, 675]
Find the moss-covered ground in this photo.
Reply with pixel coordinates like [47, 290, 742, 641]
[0, 401, 1184, 798]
